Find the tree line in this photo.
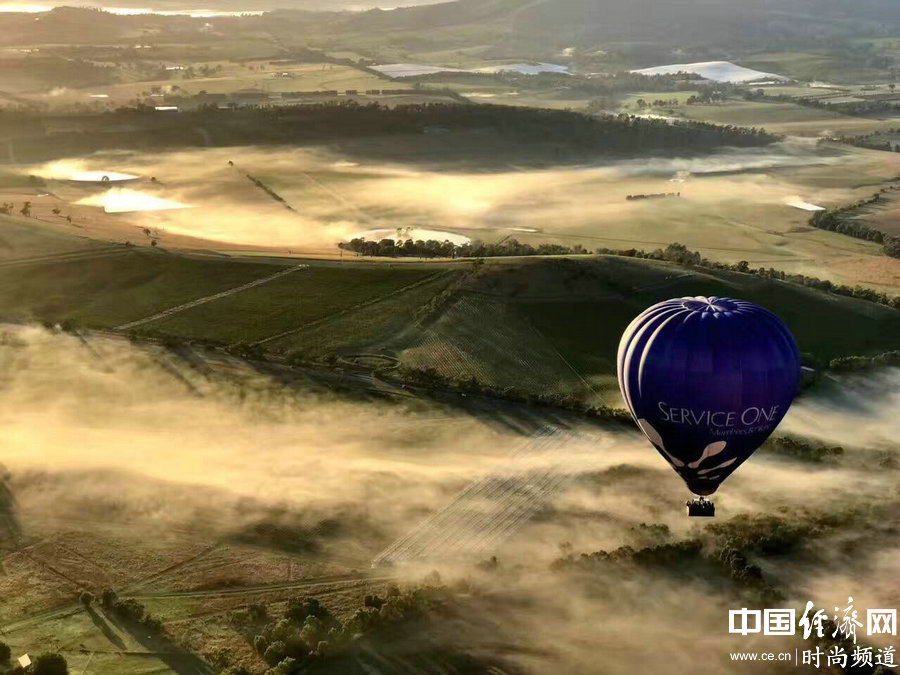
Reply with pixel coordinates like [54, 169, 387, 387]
[0, 102, 778, 164]
[741, 87, 900, 117]
[829, 350, 900, 372]
[831, 128, 900, 153]
[339, 237, 589, 258]
[807, 187, 900, 260]
[341, 238, 900, 310]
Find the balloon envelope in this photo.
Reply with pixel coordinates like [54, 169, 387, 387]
[617, 296, 800, 495]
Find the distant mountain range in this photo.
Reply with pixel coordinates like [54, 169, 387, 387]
[3, 0, 899, 65]
[337, 0, 900, 49]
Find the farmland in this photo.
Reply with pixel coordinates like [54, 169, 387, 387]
[2, 2, 900, 674]
[0, 237, 898, 406]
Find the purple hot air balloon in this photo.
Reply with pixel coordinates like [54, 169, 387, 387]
[617, 296, 800, 504]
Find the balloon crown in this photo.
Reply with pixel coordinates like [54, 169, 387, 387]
[680, 296, 738, 313]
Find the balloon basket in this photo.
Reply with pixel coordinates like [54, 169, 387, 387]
[686, 497, 715, 517]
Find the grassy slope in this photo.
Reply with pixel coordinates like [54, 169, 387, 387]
[0, 249, 896, 383]
[150, 265, 440, 344]
[488, 256, 900, 373]
[265, 269, 462, 356]
[0, 249, 280, 327]
[0, 214, 107, 260]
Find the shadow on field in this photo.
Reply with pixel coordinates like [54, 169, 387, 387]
[87, 607, 126, 650]
[106, 611, 215, 675]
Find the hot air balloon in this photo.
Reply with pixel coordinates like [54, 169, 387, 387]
[617, 296, 800, 516]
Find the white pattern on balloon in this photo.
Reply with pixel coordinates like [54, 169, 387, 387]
[636, 419, 735, 480]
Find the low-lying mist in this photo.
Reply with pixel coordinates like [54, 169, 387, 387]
[19, 141, 880, 255]
[1, 325, 897, 673]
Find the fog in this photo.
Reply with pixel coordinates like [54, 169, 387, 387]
[1, 325, 897, 672]
[21, 141, 879, 257]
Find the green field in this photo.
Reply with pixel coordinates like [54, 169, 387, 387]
[739, 50, 893, 84]
[395, 256, 900, 401]
[1, 239, 898, 388]
[667, 96, 900, 136]
[0, 247, 279, 327]
[150, 265, 441, 345]
[264, 269, 462, 356]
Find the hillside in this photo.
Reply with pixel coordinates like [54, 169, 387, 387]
[1, 240, 898, 404]
[330, 0, 900, 58]
[3, 0, 900, 61]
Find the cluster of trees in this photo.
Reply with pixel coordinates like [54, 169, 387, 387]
[625, 192, 680, 200]
[631, 98, 683, 109]
[0, 202, 32, 217]
[97, 589, 164, 633]
[551, 538, 779, 601]
[829, 350, 900, 372]
[339, 237, 588, 259]
[551, 539, 704, 571]
[224, 585, 460, 675]
[396, 366, 635, 424]
[707, 514, 817, 556]
[833, 128, 900, 153]
[763, 436, 844, 463]
[808, 189, 900, 259]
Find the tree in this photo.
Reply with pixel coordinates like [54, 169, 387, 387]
[33, 653, 68, 675]
[265, 657, 296, 675]
[0, 641, 9, 664]
[263, 641, 286, 666]
[100, 588, 118, 608]
[253, 634, 268, 654]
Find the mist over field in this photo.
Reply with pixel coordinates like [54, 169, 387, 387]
[23, 141, 874, 254]
[1, 325, 898, 672]
[2, 0, 900, 669]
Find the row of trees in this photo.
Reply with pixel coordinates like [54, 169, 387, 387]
[339, 237, 588, 259]
[763, 435, 844, 463]
[807, 188, 900, 259]
[833, 132, 900, 153]
[611, 242, 900, 310]
[741, 85, 900, 117]
[829, 350, 900, 372]
[343, 237, 900, 310]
